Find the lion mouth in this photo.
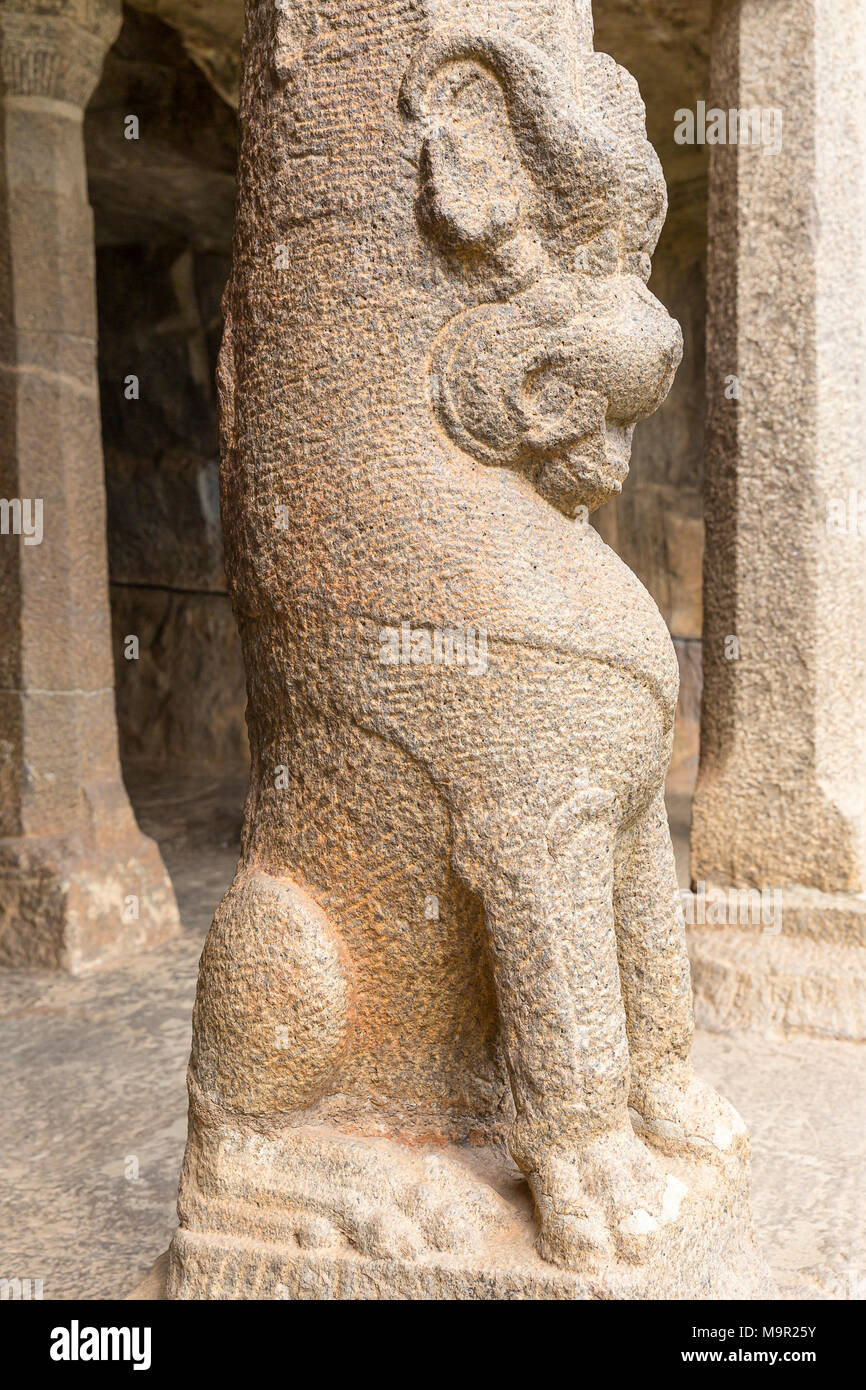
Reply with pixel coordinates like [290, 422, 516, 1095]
[603, 423, 635, 483]
[533, 421, 635, 518]
[430, 272, 673, 518]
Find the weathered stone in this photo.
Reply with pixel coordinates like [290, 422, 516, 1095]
[0, 0, 179, 970]
[690, 0, 866, 1037]
[167, 0, 770, 1299]
[124, 0, 714, 134]
[3, 776, 855, 1304]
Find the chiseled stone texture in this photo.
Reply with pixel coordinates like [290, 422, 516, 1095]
[168, 0, 770, 1298]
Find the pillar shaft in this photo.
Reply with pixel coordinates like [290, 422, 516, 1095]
[166, 0, 769, 1300]
[689, 0, 866, 1035]
[696, 0, 866, 896]
[0, 0, 178, 968]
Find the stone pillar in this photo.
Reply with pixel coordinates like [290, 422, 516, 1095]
[0, 0, 179, 970]
[690, 0, 866, 1036]
[165, 0, 771, 1300]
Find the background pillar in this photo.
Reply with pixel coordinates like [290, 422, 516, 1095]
[690, 0, 866, 1035]
[0, 0, 179, 969]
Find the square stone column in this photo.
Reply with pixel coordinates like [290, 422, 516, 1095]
[0, 0, 179, 969]
[690, 0, 866, 1036]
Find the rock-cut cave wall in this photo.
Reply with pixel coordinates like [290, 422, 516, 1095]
[86, 7, 247, 769]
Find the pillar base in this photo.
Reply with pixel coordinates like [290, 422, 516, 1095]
[163, 1117, 773, 1301]
[0, 830, 179, 971]
[687, 886, 866, 1039]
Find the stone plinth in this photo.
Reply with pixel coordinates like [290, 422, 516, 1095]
[167, 1124, 770, 1301]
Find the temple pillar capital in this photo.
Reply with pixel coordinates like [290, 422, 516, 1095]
[0, 0, 121, 107]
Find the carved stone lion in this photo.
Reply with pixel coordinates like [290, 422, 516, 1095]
[168, 1, 764, 1299]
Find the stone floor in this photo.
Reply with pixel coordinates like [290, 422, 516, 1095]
[0, 770, 863, 1300]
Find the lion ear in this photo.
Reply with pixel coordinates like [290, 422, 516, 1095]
[401, 29, 622, 258]
[413, 64, 531, 253]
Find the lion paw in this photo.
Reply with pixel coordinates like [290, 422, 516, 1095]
[527, 1128, 688, 1268]
[629, 1067, 748, 1164]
